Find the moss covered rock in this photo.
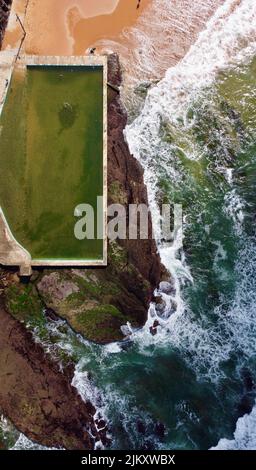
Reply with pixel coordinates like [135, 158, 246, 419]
[5, 283, 45, 326]
[36, 266, 147, 344]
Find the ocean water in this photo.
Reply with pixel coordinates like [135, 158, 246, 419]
[3, 0, 256, 450]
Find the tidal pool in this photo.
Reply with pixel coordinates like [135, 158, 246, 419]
[0, 64, 104, 262]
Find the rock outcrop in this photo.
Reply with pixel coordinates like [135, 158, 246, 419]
[0, 298, 103, 449]
[0, 0, 11, 48]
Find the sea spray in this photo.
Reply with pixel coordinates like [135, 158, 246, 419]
[124, 0, 256, 448]
[125, 0, 256, 358]
[211, 402, 256, 450]
[11, 434, 59, 450]
[92, 0, 225, 112]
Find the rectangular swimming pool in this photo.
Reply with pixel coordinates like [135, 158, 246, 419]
[0, 56, 107, 267]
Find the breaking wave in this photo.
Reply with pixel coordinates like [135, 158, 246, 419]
[125, 0, 256, 369]
[93, 0, 225, 111]
[124, 0, 256, 449]
[211, 402, 256, 450]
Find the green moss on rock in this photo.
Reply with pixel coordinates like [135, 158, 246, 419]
[5, 283, 45, 326]
[108, 241, 128, 271]
[70, 270, 121, 300]
[109, 180, 128, 205]
[74, 304, 126, 343]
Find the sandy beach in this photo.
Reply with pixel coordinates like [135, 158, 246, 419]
[22, 0, 151, 56]
[2, 0, 225, 99]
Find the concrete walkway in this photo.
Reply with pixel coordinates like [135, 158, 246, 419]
[0, 210, 32, 275]
[0, 1, 31, 275]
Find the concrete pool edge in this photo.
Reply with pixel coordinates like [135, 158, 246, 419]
[0, 54, 108, 274]
[0, 207, 32, 276]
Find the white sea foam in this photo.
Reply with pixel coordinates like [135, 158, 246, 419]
[224, 189, 246, 235]
[93, 0, 225, 110]
[72, 359, 111, 446]
[211, 403, 256, 450]
[11, 434, 59, 450]
[125, 0, 256, 382]
[127, 0, 256, 130]
[125, 1, 256, 321]
[132, 230, 256, 382]
[72, 363, 103, 410]
[104, 342, 123, 354]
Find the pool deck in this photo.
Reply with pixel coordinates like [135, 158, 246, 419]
[0, 2, 108, 274]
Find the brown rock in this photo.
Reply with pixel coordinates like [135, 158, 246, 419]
[107, 53, 162, 289]
[0, 300, 105, 449]
[149, 319, 160, 336]
[0, 0, 11, 48]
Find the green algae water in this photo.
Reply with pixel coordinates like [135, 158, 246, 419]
[3, 0, 256, 451]
[0, 65, 104, 261]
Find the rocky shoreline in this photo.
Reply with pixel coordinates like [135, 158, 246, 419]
[0, 298, 105, 450]
[0, 6, 164, 449]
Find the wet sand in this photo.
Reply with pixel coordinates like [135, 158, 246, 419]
[69, 0, 151, 55]
[91, 0, 226, 97]
[24, 0, 151, 56]
[21, 0, 225, 103]
[2, 0, 225, 106]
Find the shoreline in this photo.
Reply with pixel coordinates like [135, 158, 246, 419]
[0, 298, 104, 449]
[8, 0, 151, 56]
[0, 0, 163, 346]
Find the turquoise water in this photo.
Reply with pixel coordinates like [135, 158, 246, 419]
[86, 58, 256, 449]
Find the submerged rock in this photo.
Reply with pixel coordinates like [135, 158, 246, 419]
[237, 393, 255, 418]
[137, 420, 146, 435]
[155, 422, 166, 440]
[241, 367, 255, 392]
[159, 280, 176, 295]
[149, 319, 160, 336]
[154, 295, 166, 315]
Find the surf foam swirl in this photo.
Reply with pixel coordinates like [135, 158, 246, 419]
[211, 402, 256, 450]
[92, 0, 225, 111]
[126, 0, 256, 125]
[125, 0, 256, 351]
[11, 434, 59, 450]
[125, 0, 256, 449]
